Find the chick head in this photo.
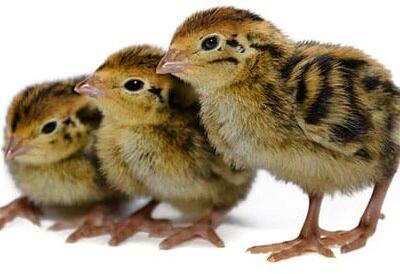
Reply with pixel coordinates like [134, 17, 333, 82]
[5, 77, 101, 164]
[75, 45, 196, 125]
[157, 7, 289, 90]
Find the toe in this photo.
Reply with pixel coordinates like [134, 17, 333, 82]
[341, 237, 367, 253]
[0, 218, 7, 230]
[145, 220, 173, 236]
[266, 240, 335, 262]
[66, 222, 111, 243]
[108, 237, 121, 246]
[108, 231, 133, 246]
[159, 228, 195, 250]
[49, 222, 70, 231]
[247, 240, 299, 254]
[317, 246, 335, 258]
[66, 227, 87, 243]
[201, 228, 224, 248]
[24, 211, 41, 226]
[267, 247, 303, 263]
[108, 226, 137, 246]
[49, 218, 84, 231]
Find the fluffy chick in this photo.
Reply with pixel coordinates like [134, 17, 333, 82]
[75, 45, 255, 249]
[157, 7, 400, 261]
[1, 77, 119, 242]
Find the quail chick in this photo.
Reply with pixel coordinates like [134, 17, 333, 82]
[157, 7, 400, 261]
[1, 77, 120, 242]
[75, 45, 255, 248]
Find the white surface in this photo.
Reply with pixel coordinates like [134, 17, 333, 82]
[0, 0, 399, 273]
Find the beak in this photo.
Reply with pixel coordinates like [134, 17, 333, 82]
[156, 49, 191, 74]
[5, 136, 30, 161]
[74, 75, 105, 97]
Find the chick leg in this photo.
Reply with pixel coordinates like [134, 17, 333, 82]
[49, 204, 115, 243]
[248, 193, 335, 262]
[159, 208, 226, 250]
[108, 200, 173, 246]
[321, 175, 392, 253]
[0, 197, 41, 229]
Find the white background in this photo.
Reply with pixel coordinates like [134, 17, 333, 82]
[0, 0, 399, 273]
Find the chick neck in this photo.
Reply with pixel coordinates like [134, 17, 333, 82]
[201, 45, 300, 141]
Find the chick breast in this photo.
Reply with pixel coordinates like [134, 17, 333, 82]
[8, 153, 111, 206]
[97, 108, 255, 215]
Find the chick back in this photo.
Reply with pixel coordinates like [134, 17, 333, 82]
[282, 42, 400, 184]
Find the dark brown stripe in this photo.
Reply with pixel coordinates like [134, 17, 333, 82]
[76, 106, 103, 128]
[330, 111, 370, 143]
[295, 62, 313, 103]
[338, 58, 367, 70]
[209, 57, 239, 65]
[250, 44, 282, 59]
[64, 133, 72, 143]
[280, 55, 305, 79]
[354, 148, 372, 160]
[11, 112, 20, 132]
[304, 55, 335, 124]
[226, 39, 239, 47]
[362, 76, 381, 91]
[382, 81, 400, 95]
[262, 83, 285, 116]
[148, 86, 164, 103]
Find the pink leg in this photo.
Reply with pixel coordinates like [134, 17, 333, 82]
[248, 193, 335, 262]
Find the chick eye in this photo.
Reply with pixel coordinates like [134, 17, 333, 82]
[201, 35, 221, 51]
[41, 121, 57, 134]
[124, 79, 144, 92]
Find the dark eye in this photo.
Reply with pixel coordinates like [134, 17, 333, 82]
[201, 35, 220, 51]
[124, 79, 144, 92]
[41, 121, 57, 134]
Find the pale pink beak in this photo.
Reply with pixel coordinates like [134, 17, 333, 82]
[5, 136, 30, 161]
[74, 75, 105, 97]
[156, 49, 191, 74]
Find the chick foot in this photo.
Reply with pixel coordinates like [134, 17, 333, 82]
[49, 204, 114, 243]
[109, 200, 173, 246]
[248, 193, 335, 262]
[248, 235, 335, 262]
[322, 176, 392, 253]
[0, 197, 41, 229]
[320, 226, 375, 253]
[159, 209, 226, 250]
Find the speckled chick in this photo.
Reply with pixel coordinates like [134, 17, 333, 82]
[75, 45, 255, 249]
[0, 77, 120, 242]
[157, 7, 400, 261]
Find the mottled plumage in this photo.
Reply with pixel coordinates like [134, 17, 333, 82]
[76, 45, 255, 248]
[157, 6, 400, 261]
[1, 77, 120, 242]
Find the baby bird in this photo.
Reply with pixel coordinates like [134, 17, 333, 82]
[157, 7, 400, 261]
[75, 45, 255, 249]
[0, 77, 119, 242]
